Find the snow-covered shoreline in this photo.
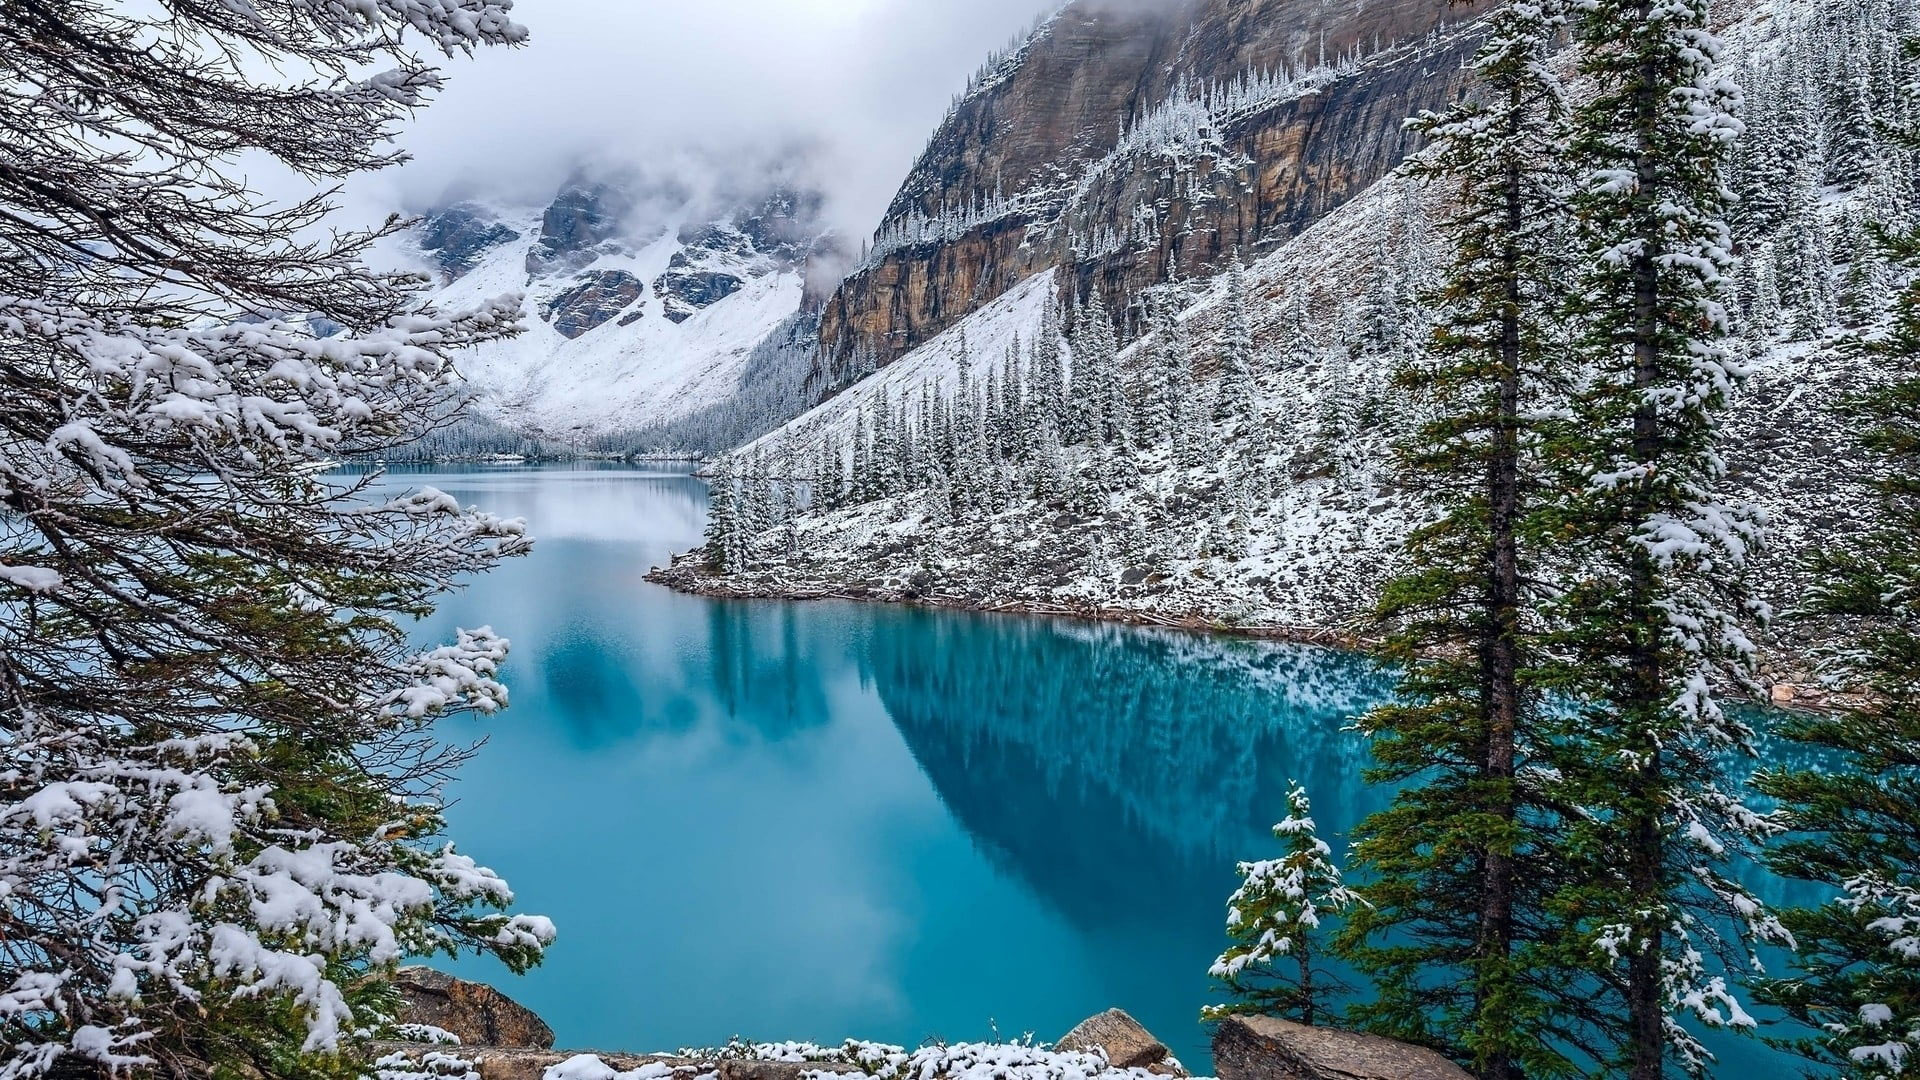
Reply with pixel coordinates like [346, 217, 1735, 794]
[644, 550, 1374, 651]
[645, 549, 1871, 716]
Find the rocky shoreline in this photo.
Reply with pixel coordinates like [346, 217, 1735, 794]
[382, 971, 1468, 1080]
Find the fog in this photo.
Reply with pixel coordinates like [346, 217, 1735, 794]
[360, 0, 1063, 239]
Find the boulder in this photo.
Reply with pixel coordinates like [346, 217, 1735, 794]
[1056, 1009, 1184, 1075]
[394, 968, 555, 1049]
[1211, 1016, 1469, 1080]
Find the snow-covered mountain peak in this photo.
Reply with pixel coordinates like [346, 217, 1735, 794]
[399, 174, 847, 436]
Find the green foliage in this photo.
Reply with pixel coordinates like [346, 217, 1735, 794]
[1533, 0, 1785, 1075]
[1205, 784, 1360, 1027]
[1336, 3, 1592, 1077]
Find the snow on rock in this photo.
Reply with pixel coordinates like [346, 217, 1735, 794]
[400, 183, 832, 437]
[543, 1040, 1194, 1080]
[743, 270, 1063, 457]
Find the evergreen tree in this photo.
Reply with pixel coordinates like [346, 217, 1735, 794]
[830, 435, 847, 509]
[1827, 51, 1882, 189]
[872, 389, 900, 495]
[955, 330, 977, 438]
[704, 464, 739, 570]
[1074, 293, 1126, 445]
[1336, 3, 1583, 1076]
[983, 363, 1004, 459]
[1758, 54, 1920, 1075]
[1034, 301, 1068, 436]
[999, 340, 1025, 458]
[0, 3, 552, 1077]
[1316, 342, 1359, 468]
[1734, 68, 1814, 241]
[1780, 197, 1834, 340]
[1143, 294, 1188, 448]
[851, 412, 874, 502]
[1214, 261, 1259, 430]
[1549, 0, 1790, 1074]
[1204, 783, 1361, 1027]
[1068, 298, 1097, 444]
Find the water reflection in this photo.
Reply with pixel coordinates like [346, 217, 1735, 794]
[380, 466, 1813, 1077]
[867, 610, 1395, 927]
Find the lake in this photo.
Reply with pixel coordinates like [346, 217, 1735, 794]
[387, 464, 1820, 1075]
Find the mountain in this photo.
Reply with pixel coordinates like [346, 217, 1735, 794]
[410, 0, 1484, 449]
[660, 0, 1916, 690]
[813, 0, 1482, 383]
[402, 174, 847, 444]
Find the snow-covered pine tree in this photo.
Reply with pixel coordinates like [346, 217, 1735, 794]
[870, 390, 898, 496]
[954, 330, 977, 437]
[738, 452, 772, 565]
[1549, 0, 1790, 1074]
[779, 472, 801, 559]
[893, 388, 917, 486]
[1075, 292, 1126, 446]
[852, 411, 874, 503]
[1732, 66, 1814, 242]
[1212, 261, 1258, 430]
[1315, 342, 1359, 468]
[1826, 48, 1882, 190]
[0, 3, 553, 1076]
[1780, 198, 1834, 340]
[1335, 4, 1581, 1077]
[1068, 299, 1097, 444]
[1204, 783, 1361, 1027]
[998, 338, 1025, 459]
[1758, 60, 1920, 1074]
[704, 464, 739, 570]
[817, 434, 845, 511]
[1141, 294, 1187, 449]
[983, 362, 1004, 460]
[1035, 300, 1068, 437]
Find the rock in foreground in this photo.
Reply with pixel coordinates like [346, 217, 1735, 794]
[395, 967, 556, 1049]
[1055, 1009, 1186, 1075]
[1212, 1016, 1469, 1080]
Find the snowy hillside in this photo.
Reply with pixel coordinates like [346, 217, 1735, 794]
[741, 271, 1062, 456]
[398, 180, 840, 440]
[656, 0, 1912, 691]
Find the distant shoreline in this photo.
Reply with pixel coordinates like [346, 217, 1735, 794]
[649, 548, 1392, 653]
[646, 550, 1865, 716]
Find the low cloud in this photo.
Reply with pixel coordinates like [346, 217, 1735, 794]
[358, 0, 1060, 240]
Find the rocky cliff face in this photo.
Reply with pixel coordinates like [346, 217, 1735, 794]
[816, 0, 1480, 374]
[416, 204, 521, 281]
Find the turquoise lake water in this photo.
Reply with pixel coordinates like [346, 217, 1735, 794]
[387, 464, 1823, 1075]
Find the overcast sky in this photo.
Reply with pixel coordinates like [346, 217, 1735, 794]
[363, 0, 1057, 237]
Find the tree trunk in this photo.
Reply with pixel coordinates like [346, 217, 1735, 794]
[1299, 940, 1316, 1027]
[1475, 117, 1528, 1080]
